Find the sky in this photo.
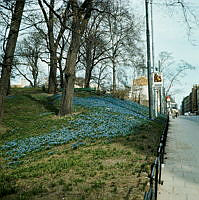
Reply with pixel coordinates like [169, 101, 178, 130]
[129, 0, 199, 107]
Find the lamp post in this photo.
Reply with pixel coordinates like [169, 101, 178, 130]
[145, 0, 153, 119]
[151, 0, 155, 72]
[151, 0, 159, 118]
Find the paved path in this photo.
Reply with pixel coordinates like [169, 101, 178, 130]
[158, 116, 199, 200]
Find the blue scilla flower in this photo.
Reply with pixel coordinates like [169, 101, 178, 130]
[1, 95, 152, 162]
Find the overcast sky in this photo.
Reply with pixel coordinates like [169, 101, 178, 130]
[130, 0, 199, 106]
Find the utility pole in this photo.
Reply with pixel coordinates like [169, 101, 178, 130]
[151, 0, 158, 118]
[145, 0, 153, 119]
[150, 0, 155, 72]
[151, 0, 156, 117]
[159, 60, 162, 114]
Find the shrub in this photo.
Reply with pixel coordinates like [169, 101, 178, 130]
[41, 84, 46, 92]
[112, 89, 129, 100]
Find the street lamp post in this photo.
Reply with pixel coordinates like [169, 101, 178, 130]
[145, 0, 153, 119]
[150, 0, 155, 71]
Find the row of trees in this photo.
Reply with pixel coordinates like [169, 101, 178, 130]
[0, 0, 144, 119]
[0, 0, 197, 119]
[0, 0, 25, 119]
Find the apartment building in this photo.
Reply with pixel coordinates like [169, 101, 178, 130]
[181, 84, 199, 115]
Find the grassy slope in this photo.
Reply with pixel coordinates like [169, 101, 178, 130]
[0, 88, 166, 200]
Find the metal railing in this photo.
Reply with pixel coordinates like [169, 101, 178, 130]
[144, 116, 169, 200]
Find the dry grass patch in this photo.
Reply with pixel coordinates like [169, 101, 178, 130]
[0, 125, 9, 135]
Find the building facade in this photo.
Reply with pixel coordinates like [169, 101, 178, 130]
[181, 85, 199, 115]
[129, 76, 149, 106]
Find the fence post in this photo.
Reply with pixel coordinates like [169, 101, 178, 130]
[155, 158, 158, 200]
[143, 115, 169, 200]
[159, 144, 163, 185]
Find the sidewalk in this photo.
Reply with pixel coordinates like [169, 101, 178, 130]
[158, 116, 199, 200]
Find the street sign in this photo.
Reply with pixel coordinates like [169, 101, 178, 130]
[152, 72, 163, 88]
[166, 96, 171, 102]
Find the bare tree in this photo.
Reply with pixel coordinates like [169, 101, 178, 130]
[0, 1, 17, 95]
[83, 18, 106, 88]
[57, 36, 67, 89]
[165, 60, 195, 95]
[158, 51, 174, 72]
[38, 0, 69, 94]
[158, 51, 195, 95]
[104, 2, 143, 93]
[0, 0, 25, 119]
[14, 32, 44, 87]
[91, 63, 111, 90]
[59, 0, 93, 115]
[80, 1, 112, 88]
[162, 0, 199, 43]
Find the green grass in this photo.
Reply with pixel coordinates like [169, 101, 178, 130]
[0, 89, 86, 144]
[0, 88, 166, 200]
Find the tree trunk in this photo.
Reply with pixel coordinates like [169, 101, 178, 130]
[0, 0, 25, 119]
[59, 0, 92, 116]
[58, 38, 65, 89]
[33, 55, 39, 88]
[112, 59, 116, 93]
[33, 75, 37, 88]
[48, 50, 57, 93]
[97, 72, 101, 90]
[58, 62, 64, 89]
[84, 39, 93, 88]
[47, 0, 57, 94]
[84, 67, 92, 88]
[7, 79, 11, 95]
[59, 32, 80, 115]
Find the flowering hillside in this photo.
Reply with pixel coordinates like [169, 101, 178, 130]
[1, 95, 150, 163]
[0, 89, 166, 200]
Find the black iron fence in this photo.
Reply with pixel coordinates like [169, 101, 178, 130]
[144, 116, 169, 200]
